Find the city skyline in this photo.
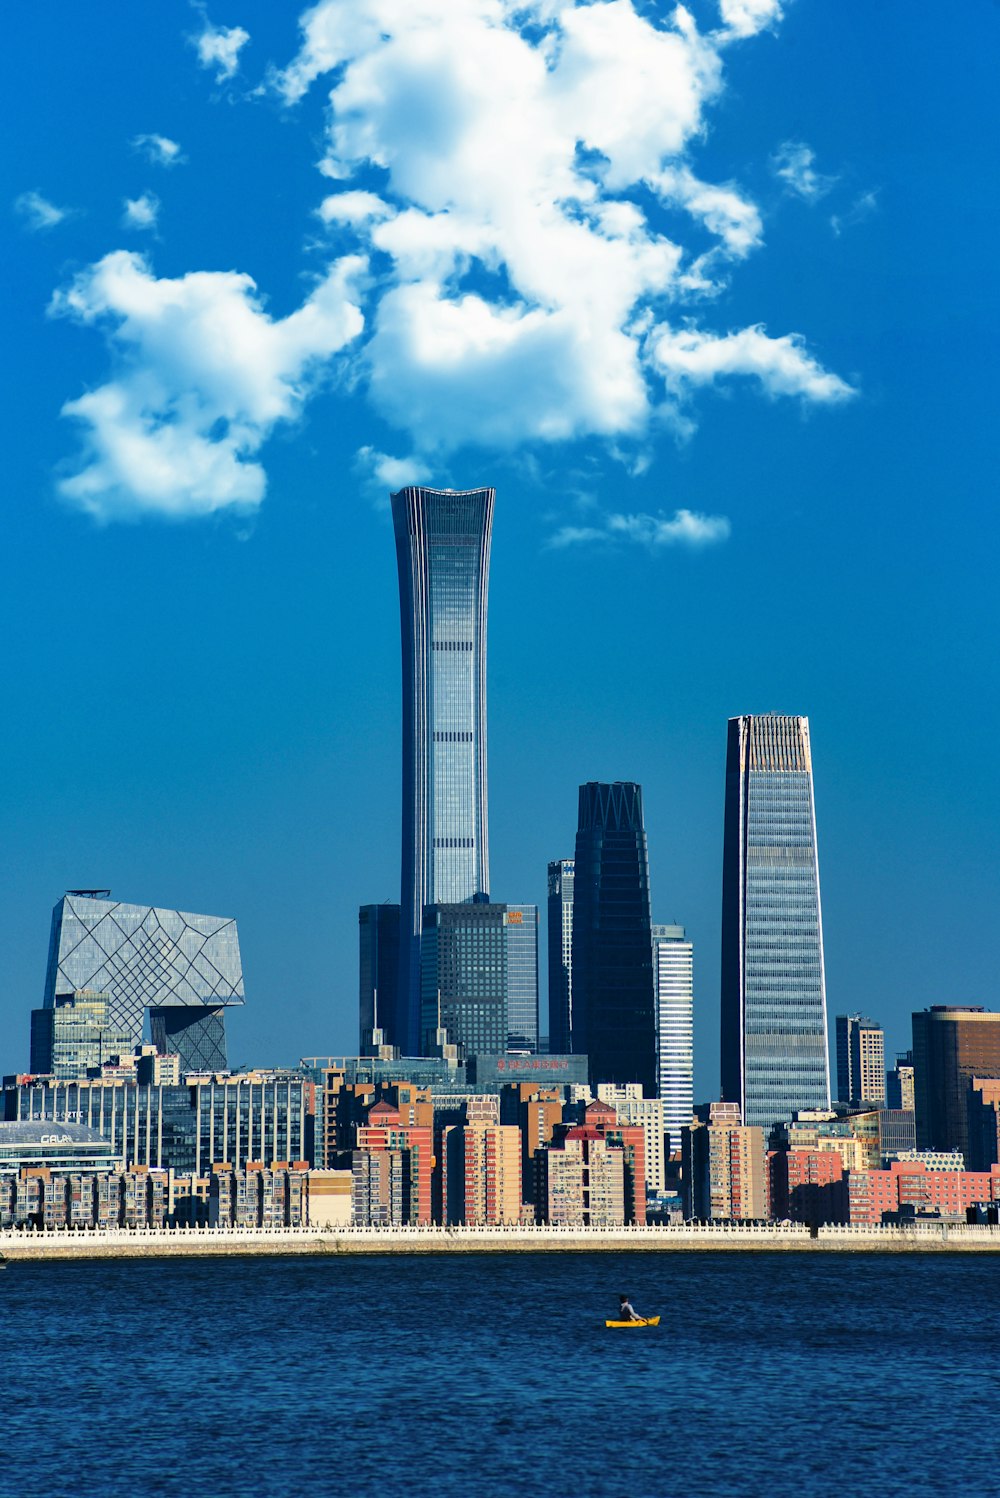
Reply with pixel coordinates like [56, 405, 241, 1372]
[3, 5, 998, 1095]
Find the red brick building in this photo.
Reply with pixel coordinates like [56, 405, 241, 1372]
[769, 1149, 848, 1225]
[848, 1161, 1000, 1224]
[356, 1099, 433, 1224]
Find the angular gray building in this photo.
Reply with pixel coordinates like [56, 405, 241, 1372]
[392, 485, 494, 1054]
[39, 892, 244, 1073]
[720, 715, 831, 1130]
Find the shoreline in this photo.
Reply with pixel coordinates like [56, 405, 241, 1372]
[4, 1221, 1000, 1260]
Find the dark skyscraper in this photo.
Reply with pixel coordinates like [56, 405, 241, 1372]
[358, 904, 400, 1053]
[392, 486, 494, 1055]
[571, 782, 656, 1094]
[547, 858, 575, 1054]
[912, 1006, 1000, 1157]
[720, 714, 831, 1130]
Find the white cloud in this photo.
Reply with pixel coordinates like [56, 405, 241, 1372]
[270, 0, 850, 464]
[131, 134, 185, 168]
[716, 0, 783, 40]
[14, 190, 72, 231]
[318, 190, 396, 226]
[54, 0, 855, 522]
[549, 507, 731, 550]
[831, 189, 879, 237]
[50, 250, 365, 520]
[650, 323, 853, 404]
[194, 19, 250, 81]
[355, 445, 432, 499]
[771, 140, 837, 202]
[121, 193, 160, 232]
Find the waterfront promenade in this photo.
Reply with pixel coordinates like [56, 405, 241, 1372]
[3, 1220, 1000, 1259]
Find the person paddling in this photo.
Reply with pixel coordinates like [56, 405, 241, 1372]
[618, 1294, 642, 1322]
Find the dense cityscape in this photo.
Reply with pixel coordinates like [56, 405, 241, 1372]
[3, 486, 998, 1240]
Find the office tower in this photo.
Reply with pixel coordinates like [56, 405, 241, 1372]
[7, 1069, 311, 1175]
[41, 892, 244, 1072]
[571, 782, 656, 1094]
[652, 923, 694, 1153]
[547, 858, 575, 1053]
[358, 904, 401, 1053]
[967, 1079, 1000, 1172]
[836, 1014, 886, 1105]
[29, 991, 134, 1079]
[682, 1101, 767, 1221]
[392, 485, 494, 1054]
[420, 902, 508, 1058]
[720, 715, 831, 1130]
[886, 1051, 915, 1112]
[505, 904, 539, 1053]
[912, 1006, 1000, 1157]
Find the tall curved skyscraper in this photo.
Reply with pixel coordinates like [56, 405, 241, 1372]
[392, 485, 494, 1053]
[721, 714, 831, 1130]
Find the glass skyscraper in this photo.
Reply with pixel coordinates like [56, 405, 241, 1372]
[652, 924, 694, 1154]
[571, 783, 656, 1095]
[358, 903, 400, 1053]
[547, 858, 575, 1054]
[506, 904, 539, 1054]
[392, 485, 494, 1055]
[420, 903, 508, 1059]
[720, 715, 831, 1130]
[40, 892, 244, 1073]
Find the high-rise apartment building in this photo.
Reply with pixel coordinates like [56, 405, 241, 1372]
[912, 1006, 1000, 1157]
[652, 924, 694, 1153]
[442, 1121, 522, 1224]
[358, 904, 400, 1053]
[571, 782, 656, 1095]
[392, 485, 494, 1054]
[720, 715, 831, 1130]
[682, 1101, 767, 1221]
[547, 859, 575, 1054]
[535, 1128, 626, 1226]
[836, 1014, 886, 1105]
[967, 1079, 1000, 1172]
[39, 892, 244, 1073]
[505, 905, 539, 1053]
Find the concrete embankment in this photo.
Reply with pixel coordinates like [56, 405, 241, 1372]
[3, 1222, 1000, 1260]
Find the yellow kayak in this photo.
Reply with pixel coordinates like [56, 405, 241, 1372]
[605, 1316, 660, 1328]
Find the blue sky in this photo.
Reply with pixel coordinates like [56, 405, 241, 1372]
[2, 0, 998, 1093]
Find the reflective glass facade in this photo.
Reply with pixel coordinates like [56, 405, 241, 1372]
[652, 924, 694, 1153]
[721, 715, 831, 1130]
[420, 903, 507, 1059]
[43, 894, 244, 1060]
[358, 903, 400, 1052]
[506, 904, 539, 1053]
[571, 783, 656, 1095]
[547, 859, 575, 1054]
[392, 487, 494, 1054]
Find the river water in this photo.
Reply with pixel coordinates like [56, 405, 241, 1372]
[3, 1250, 997, 1497]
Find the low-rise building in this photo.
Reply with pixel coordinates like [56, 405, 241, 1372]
[769, 1149, 848, 1225]
[848, 1161, 1000, 1224]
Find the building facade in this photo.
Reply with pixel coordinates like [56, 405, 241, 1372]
[720, 715, 831, 1131]
[39, 892, 244, 1072]
[547, 858, 575, 1054]
[535, 1128, 626, 1226]
[571, 782, 656, 1095]
[358, 903, 401, 1053]
[420, 902, 508, 1058]
[505, 905, 539, 1054]
[442, 1121, 522, 1224]
[886, 1052, 915, 1112]
[836, 1014, 886, 1105]
[652, 924, 694, 1154]
[29, 991, 135, 1080]
[912, 1006, 1000, 1158]
[968, 1078, 1000, 1172]
[4, 1070, 311, 1177]
[683, 1102, 767, 1221]
[392, 485, 494, 1054]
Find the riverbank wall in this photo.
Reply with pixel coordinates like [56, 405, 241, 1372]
[4, 1221, 1000, 1260]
